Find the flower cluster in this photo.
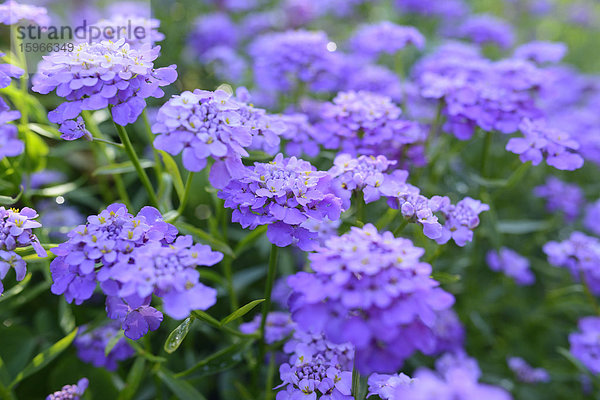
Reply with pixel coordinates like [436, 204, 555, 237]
[329, 154, 403, 210]
[315, 91, 426, 161]
[74, 322, 135, 370]
[349, 21, 425, 59]
[1, 52, 24, 160]
[219, 153, 342, 250]
[453, 14, 515, 48]
[249, 30, 341, 94]
[188, 13, 239, 57]
[544, 232, 600, 295]
[276, 331, 354, 400]
[434, 197, 489, 247]
[507, 119, 584, 171]
[50, 204, 222, 339]
[534, 177, 584, 222]
[152, 89, 252, 188]
[46, 378, 88, 400]
[90, 15, 165, 48]
[277, 113, 321, 158]
[240, 312, 295, 344]
[513, 41, 567, 64]
[288, 224, 455, 373]
[416, 46, 544, 139]
[368, 372, 416, 399]
[32, 39, 177, 128]
[487, 247, 535, 285]
[393, 0, 468, 18]
[507, 357, 550, 383]
[569, 317, 600, 375]
[0, 207, 47, 295]
[0, 0, 50, 26]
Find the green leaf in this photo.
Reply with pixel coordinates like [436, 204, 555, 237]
[0, 189, 23, 206]
[160, 151, 185, 199]
[10, 328, 78, 388]
[126, 340, 167, 363]
[156, 368, 207, 400]
[93, 160, 155, 176]
[191, 311, 256, 339]
[58, 299, 76, 335]
[24, 129, 49, 172]
[176, 222, 235, 258]
[30, 180, 83, 197]
[117, 357, 146, 400]
[220, 299, 265, 326]
[0, 273, 31, 303]
[164, 317, 194, 354]
[431, 272, 461, 285]
[27, 123, 61, 139]
[105, 331, 125, 356]
[497, 220, 551, 235]
[174, 341, 254, 379]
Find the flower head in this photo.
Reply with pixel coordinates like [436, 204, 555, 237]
[349, 21, 425, 59]
[454, 14, 515, 48]
[288, 224, 455, 373]
[507, 357, 550, 383]
[46, 378, 88, 400]
[584, 199, 600, 236]
[570, 317, 600, 375]
[32, 39, 177, 127]
[75, 322, 135, 370]
[487, 247, 535, 285]
[240, 312, 295, 344]
[534, 177, 584, 222]
[0, 0, 50, 26]
[514, 41, 568, 64]
[219, 153, 342, 250]
[434, 197, 489, 247]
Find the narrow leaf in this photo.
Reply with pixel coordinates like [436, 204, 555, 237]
[93, 160, 154, 176]
[117, 357, 146, 400]
[174, 341, 254, 379]
[0, 189, 23, 206]
[105, 330, 125, 356]
[10, 328, 78, 388]
[220, 299, 265, 326]
[160, 151, 185, 199]
[156, 368, 207, 400]
[164, 317, 194, 354]
[234, 225, 268, 256]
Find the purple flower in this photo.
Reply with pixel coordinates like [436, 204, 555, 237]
[240, 312, 295, 344]
[341, 61, 404, 102]
[329, 154, 403, 210]
[394, 0, 469, 18]
[27, 170, 65, 189]
[288, 224, 455, 374]
[349, 22, 425, 59]
[544, 232, 600, 295]
[534, 177, 584, 222]
[152, 89, 253, 187]
[0, 120, 23, 160]
[249, 30, 342, 95]
[108, 236, 222, 320]
[0, 0, 50, 26]
[89, 15, 165, 49]
[507, 357, 550, 383]
[188, 12, 238, 57]
[46, 378, 88, 400]
[487, 247, 535, 285]
[0, 207, 47, 294]
[434, 197, 489, 247]
[584, 199, 600, 236]
[49, 203, 177, 305]
[407, 352, 513, 399]
[368, 372, 416, 399]
[278, 113, 321, 158]
[32, 39, 177, 127]
[201, 46, 247, 84]
[454, 14, 515, 49]
[1, 52, 24, 88]
[315, 91, 426, 162]
[569, 316, 600, 375]
[514, 41, 568, 64]
[219, 153, 342, 251]
[431, 309, 465, 354]
[75, 322, 135, 370]
[58, 117, 92, 141]
[106, 295, 163, 340]
[276, 331, 354, 400]
[38, 200, 84, 241]
[507, 119, 584, 171]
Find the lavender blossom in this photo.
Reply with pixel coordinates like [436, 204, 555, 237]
[219, 153, 342, 251]
[0, 207, 47, 294]
[544, 232, 600, 295]
[89, 15, 165, 48]
[276, 331, 354, 400]
[507, 119, 584, 171]
[0, 106, 23, 160]
[46, 378, 88, 400]
[507, 357, 550, 383]
[514, 41, 568, 64]
[534, 177, 584, 222]
[584, 199, 600, 236]
[0, 0, 50, 26]
[368, 372, 416, 399]
[454, 14, 515, 49]
[393, 0, 469, 18]
[32, 39, 177, 127]
[75, 322, 134, 370]
[288, 224, 455, 373]
[188, 13, 238, 57]
[349, 22, 425, 59]
[487, 247, 535, 285]
[569, 316, 600, 375]
[240, 312, 295, 344]
[434, 197, 489, 247]
[278, 113, 321, 158]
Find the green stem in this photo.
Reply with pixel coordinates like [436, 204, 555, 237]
[113, 122, 160, 208]
[352, 364, 367, 400]
[142, 110, 164, 193]
[258, 245, 279, 370]
[223, 256, 238, 312]
[177, 172, 194, 215]
[92, 137, 124, 148]
[393, 219, 409, 237]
